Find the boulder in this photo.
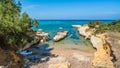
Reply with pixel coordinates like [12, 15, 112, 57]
[53, 31, 68, 42]
[36, 32, 50, 43]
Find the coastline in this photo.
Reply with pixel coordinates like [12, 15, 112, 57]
[1, 20, 120, 68]
[29, 23, 119, 68]
[72, 24, 120, 68]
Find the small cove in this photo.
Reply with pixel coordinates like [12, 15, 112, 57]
[32, 20, 112, 48]
[22, 20, 113, 68]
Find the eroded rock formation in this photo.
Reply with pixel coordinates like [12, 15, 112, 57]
[73, 25, 95, 39]
[91, 34, 114, 68]
[106, 32, 120, 68]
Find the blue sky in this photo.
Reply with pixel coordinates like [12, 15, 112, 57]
[20, 0, 120, 20]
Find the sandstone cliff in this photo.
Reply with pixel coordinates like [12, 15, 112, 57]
[106, 32, 120, 68]
[91, 34, 114, 68]
[73, 24, 116, 68]
[73, 25, 95, 39]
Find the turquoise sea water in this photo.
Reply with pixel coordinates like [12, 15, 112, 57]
[32, 20, 113, 47]
[22, 20, 114, 67]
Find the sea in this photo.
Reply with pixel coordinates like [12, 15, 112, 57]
[32, 20, 113, 47]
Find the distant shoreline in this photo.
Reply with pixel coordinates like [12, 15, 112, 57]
[37, 19, 115, 21]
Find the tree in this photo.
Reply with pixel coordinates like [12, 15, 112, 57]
[0, 0, 38, 49]
[32, 18, 39, 28]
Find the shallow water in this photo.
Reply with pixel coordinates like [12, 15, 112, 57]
[32, 20, 112, 47]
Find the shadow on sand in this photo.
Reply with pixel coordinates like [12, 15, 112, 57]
[22, 43, 58, 68]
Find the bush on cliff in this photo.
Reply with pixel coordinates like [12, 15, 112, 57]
[108, 20, 120, 32]
[88, 20, 120, 34]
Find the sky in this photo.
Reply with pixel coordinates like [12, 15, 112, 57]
[20, 0, 120, 20]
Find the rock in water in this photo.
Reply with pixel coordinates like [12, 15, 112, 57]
[53, 31, 68, 42]
[72, 25, 81, 28]
[48, 62, 71, 68]
[91, 34, 114, 68]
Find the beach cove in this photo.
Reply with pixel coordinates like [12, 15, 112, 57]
[25, 20, 113, 68]
[1, 0, 120, 68]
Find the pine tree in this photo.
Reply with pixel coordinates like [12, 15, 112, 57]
[0, 0, 38, 49]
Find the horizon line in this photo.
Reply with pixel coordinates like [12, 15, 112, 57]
[37, 19, 116, 21]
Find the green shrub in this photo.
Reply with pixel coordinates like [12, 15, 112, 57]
[0, 0, 38, 49]
[88, 20, 120, 34]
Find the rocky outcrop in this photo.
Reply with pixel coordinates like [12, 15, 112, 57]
[106, 32, 120, 68]
[91, 34, 114, 68]
[53, 31, 68, 42]
[36, 32, 50, 43]
[73, 24, 116, 68]
[90, 35, 104, 48]
[73, 25, 95, 39]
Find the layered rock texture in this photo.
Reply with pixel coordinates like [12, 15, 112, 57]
[72, 25, 95, 39]
[91, 34, 114, 68]
[73, 24, 118, 68]
[106, 32, 120, 68]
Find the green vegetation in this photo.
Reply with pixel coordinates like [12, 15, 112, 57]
[88, 20, 120, 34]
[0, 0, 38, 50]
[108, 20, 120, 32]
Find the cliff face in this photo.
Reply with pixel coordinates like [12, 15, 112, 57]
[73, 25, 95, 39]
[90, 35, 103, 48]
[106, 32, 120, 68]
[91, 34, 114, 68]
[73, 24, 116, 68]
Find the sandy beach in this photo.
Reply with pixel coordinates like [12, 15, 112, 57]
[29, 40, 95, 68]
